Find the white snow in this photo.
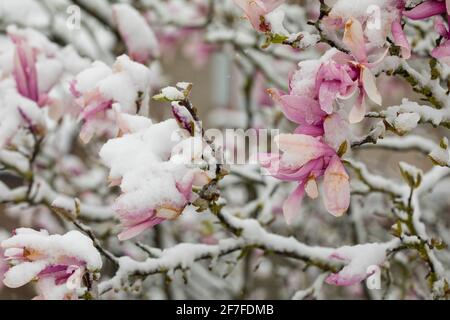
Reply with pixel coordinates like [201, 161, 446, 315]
[429, 139, 450, 167]
[393, 112, 420, 134]
[160, 86, 185, 101]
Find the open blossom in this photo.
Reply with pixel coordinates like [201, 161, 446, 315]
[260, 134, 350, 224]
[100, 117, 214, 240]
[324, 0, 410, 58]
[1, 228, 102, 300]
[70, 55, 154, 143]
[112, 4, 160, 63]
[233, 0, 284, 32]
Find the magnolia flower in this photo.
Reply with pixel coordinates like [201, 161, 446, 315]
[70, 55, 152, 143]
[324, 0, 410, 58]
[100, 117, 213, 240]
[233, 0, 284, 32]
[1, 228, 102, 300]
[112, 4, 160, 63]
[259, 134, 350, 224]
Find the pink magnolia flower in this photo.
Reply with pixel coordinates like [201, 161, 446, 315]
[233, 0, 284, 32]
[100, 118, 213, 241]
[114, 172, 195, 241]
[70, 55, 151, 143]
[1, 228, 102, 300]
[324, 1, 410, 58]
[259, 134, 350, 224]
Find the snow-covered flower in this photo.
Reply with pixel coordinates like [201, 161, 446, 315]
[1, 228, 102, 300]
[112, 4, 160, 63]
[325, 242, 395, 286]
[99, 117, 213, 240]
[233, 0, 284, 32]
[259, 134, 350, 223]
[70, 55, 153, 143]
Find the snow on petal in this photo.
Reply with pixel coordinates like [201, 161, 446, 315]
[326, 241, 398, 286]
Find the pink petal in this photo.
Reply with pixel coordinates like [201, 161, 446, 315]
[433, 16, 449, 37]
[349, 92, 366, 124]
[12, 40, 38, 102]
[318, 82, 340, 114]
[323, 155, 350, 217]
[118, 217, 165, 241]
[278, 95, 325, 124]
[391, 20, 411, 59]
[325, 272, 365, 286]
[275, 134, 331, 167]
[294, 124, 324, 137]
[305, 177, 318, 199]
[282, 182, 305, 225]
[323, 114, 350, 152]
[361, 66, 381, 105]
[403, 1, 446, 20]
[176, 172, 194, 201]
[431, 40, 450, 65]
[343, 18, 368, 63]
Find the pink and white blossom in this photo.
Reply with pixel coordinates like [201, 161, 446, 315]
[1, 228, 102, 300]
[259, 134, 350, 223]
[70, 55, 153, 143]
[233, 0, 284, 32]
